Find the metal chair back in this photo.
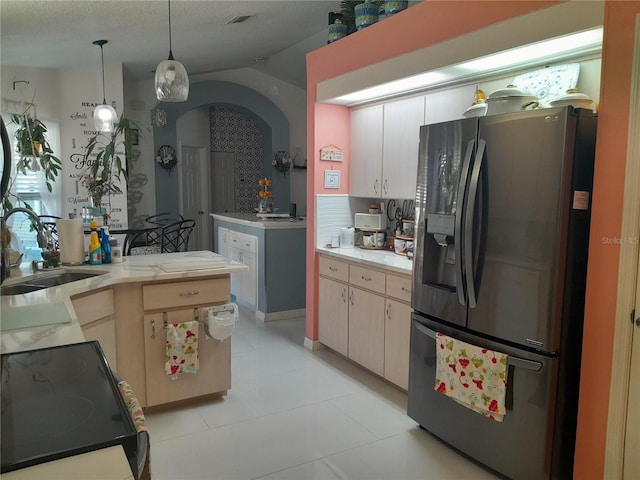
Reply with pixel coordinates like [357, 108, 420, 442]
[145, 212, 184, 226]
[160, 219, 196, 253]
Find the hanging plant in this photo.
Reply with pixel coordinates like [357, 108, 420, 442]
[10, 113, 62, 192]
[82, 115, 140, 201]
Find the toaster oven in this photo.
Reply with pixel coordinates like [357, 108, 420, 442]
[355, 213, 386, 230]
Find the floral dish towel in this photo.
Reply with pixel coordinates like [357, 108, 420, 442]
[165, 320, 199, 378]
[434, 332, 508, 422]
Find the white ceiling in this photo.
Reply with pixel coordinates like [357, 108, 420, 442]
[0, 0, 342, 89]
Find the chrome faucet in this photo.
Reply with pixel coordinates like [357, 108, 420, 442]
[1, 207, 48, 283]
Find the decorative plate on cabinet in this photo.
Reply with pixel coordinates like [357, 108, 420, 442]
[513, 63, 580, 107]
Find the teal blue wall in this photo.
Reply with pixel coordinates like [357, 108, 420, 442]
[154, 80, 290, 214]
[213, 218, 306, 314]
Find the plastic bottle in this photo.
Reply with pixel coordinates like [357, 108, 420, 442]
[101, 226, 112, 264]
[89, 221, 102, 265]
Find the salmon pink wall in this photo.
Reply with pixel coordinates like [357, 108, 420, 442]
[308, 1, 561, 85]
[574, 2, 640, 477]
[306, 2, 635, 476]
[305, 102, 350, 340]
[306, 0, 563, 348]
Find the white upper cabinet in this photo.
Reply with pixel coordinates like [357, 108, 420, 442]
[350, 104, 384, 198]
[424, 85, 476, 125]
[350, 96, 425, 199]
[382, 96, 426, 199]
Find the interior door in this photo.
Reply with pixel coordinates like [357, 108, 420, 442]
[211, 151, 235, 214]
[624, 252, 640, 478]
[180, 145, 209, 251]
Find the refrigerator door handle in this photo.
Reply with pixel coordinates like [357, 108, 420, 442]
[455, 139, 476, 306]
[464, 139, 486, 308]
[413, 320, 543, 372]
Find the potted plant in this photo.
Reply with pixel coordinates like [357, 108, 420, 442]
[10, 113, 62, 193]
[81, 115, 139, 208]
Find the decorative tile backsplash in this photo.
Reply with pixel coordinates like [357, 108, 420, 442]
[316, 195, 371, 247]
[209, 106, 264, 213]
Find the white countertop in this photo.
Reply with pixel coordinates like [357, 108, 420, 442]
[211, 212, 307, 229]
[0, 251, 247, 354]
[316, 245, 413, 275]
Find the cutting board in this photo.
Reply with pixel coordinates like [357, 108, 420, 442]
[1, 303, 71, 332]
[156, 260, 227, 273]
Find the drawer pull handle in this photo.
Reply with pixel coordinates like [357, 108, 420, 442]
[178, 290, 200, 297]
[401, 286, 408, 293]
[342, 288, 347, 302]
[329, 266, 338, 272]
[386, 303, 391, 320]
[350, 290, 354, 305]
[361, 275, 372, 282]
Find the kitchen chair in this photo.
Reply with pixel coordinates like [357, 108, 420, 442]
[38, 215, 61, 250]
[145, 212, 183, 226]
[160, 219, 196, 253]
[124, 226, 163, 256]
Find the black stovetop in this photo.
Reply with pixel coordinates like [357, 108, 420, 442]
[1, 341, 137, 473]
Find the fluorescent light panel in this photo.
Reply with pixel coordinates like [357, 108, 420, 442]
[331, 27, 603, 106]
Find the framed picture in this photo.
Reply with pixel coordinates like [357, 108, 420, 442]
[131, 128, 139, 146]
[324, 170, 341, 189]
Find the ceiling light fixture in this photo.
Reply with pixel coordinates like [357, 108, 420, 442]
[92, 40, 118, 133]
[155, 0, 189, 102]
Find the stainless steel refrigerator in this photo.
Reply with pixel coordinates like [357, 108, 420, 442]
[407, 107, 597, 480]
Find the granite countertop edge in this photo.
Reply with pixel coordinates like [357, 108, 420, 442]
[0, 251, 246, 354]
[316, 246, 413, 275]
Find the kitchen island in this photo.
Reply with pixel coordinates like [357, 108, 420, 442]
[211, 213, 306, 321]
[1, 250, 247, 407]
[0, 251, 247, 478]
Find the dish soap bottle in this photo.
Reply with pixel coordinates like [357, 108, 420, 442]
[89, 221, 102, 265]
[100, 226, 112, 264]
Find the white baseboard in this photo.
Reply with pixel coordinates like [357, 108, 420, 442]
[255, 308, 306, 323]
[304, 337, 326, 351]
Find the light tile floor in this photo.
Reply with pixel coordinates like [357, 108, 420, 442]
[146, 307, 500, 480]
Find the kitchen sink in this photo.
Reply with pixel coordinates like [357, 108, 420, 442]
[0, 284, 47, 296]
[24, 271, 104, 288]
[1, 271, 106, 296]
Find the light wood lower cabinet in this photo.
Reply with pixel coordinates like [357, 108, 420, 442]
[348, 286, 385, 376]
[318, 276, 348, 356]
[384, 299, 412, 390]
[113, 275, 232, 408]
[71, 288, 117, 368]
[143, 309, 230, 407]
[318, 254, 412, 389]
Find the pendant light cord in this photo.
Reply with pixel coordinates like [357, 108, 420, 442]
[167, 0, 175, 61]
[100, 43, 107, 104]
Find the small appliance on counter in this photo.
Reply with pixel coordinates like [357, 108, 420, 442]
[340, 227, 355, 249]
[354, 213, 386, 231]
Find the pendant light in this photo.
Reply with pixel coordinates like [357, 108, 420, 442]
[155, 0, 189, 102]
[92, 40, 118, 133]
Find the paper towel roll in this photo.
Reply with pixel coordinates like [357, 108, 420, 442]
[56, 219, 85, 265]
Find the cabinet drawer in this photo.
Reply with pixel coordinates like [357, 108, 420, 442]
[386, 273, 412, 303]
[229, 232, 257, 253]
[143, 278, 230, 311]
[349, 265, 385, 294]
[71, 288, 114, 326]
[319, 256, 349, 282]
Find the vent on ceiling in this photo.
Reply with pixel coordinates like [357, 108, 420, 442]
[226, 15, 252, 24]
